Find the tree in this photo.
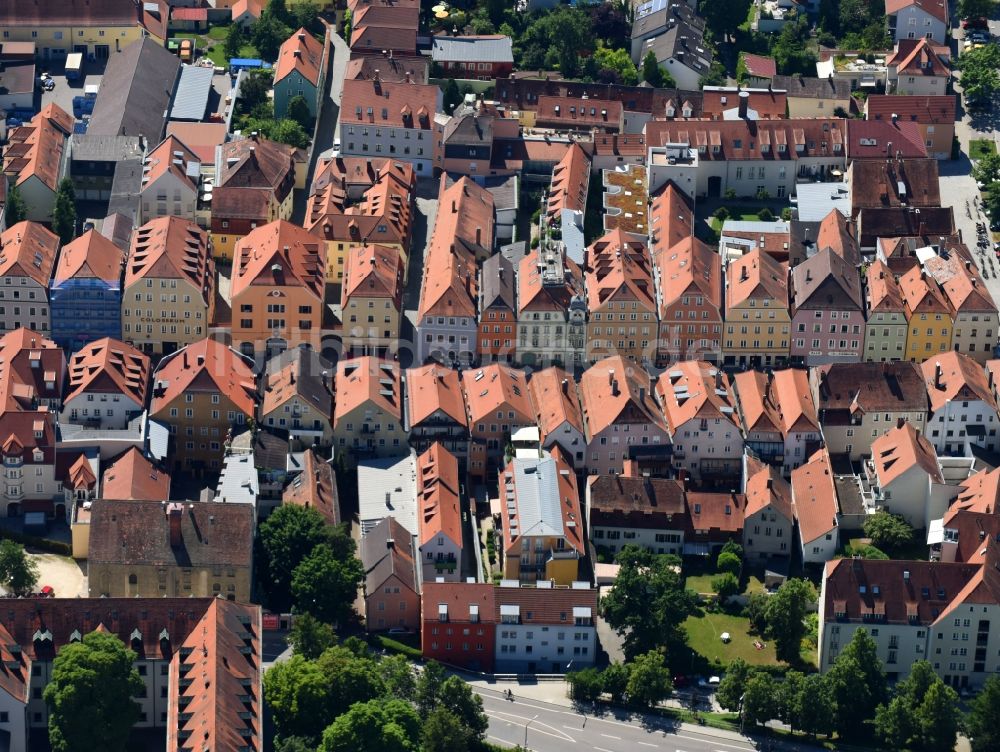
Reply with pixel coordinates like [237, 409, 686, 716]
[275, 737, 315, 752]
[876, 662, 959, 752]
[699, 0, 752, 40]
[52, 178, 76, 245]
[435, 678, 489, 743]
[796, 674, 836, 738]
[320, 698, 421, 752]
[253, 11, 291, 62]
[711, 573, 740, 600]
[826, 630, 887, 740]
[716, 658, 751, 712]
[44, 631, 143, 752]
[269, 118, 311, 149]
[959, 44, 1000, 104]
[770, 17, 817, 76]
[315, 645, 386, 717]
[416, 660, 447, 716]
[713, 206, 730, 222]
[288, 612, 337, 660]
[742, 672, 779, 727]
[863, 511, 913, 551]
[626, 650, 672, 708]
[422, 707, 473, 752]
[225, 22, 246, 61]
[286, 95, 313, 131]
[966, 675, 1000, 752]
[757, 207, 775, 221]
[960, 0, 994, 19]
[238, 70, 272, 115]
[716, 551, 741, 577]
[4, 184, 27, 225]
[293, 0, 320, 30]
[379, 654, 416, 701]
[973, 151, 1000, 184]
[266, 0, 292, 25]
[602, 546, 698, 659]
[642, 51, 665, 87]
[568, 667, 604, 702]
[264, 654, 337, 741]
[257, 504, 329, 612]
[744, 593, 768, 635]
[593, 43, 638, 85]
[442, 78, 463, 115]
[0, 539, 38, 596]
[602, 662, 630, 703]
[763, 578, 812, 663]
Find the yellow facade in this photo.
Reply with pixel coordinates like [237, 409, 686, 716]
[723, 300, 791, 367]
[122, 278, 213, 356]
[342, 295, 402, 355]
[71, 519, 89, 559]
[153, 392, 249, 471]
[2, 25, 147, 58]
[503, 536, 580, 586]
[88, 561, 252, 601]
[324, 239, 408, 283]
[906, 312, 953, 360]
[210, 193, 294, 262]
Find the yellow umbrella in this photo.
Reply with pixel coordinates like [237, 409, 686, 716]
[435, 10, 449, 18]
[432, 4, 448, 11]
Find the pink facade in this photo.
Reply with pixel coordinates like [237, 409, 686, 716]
[790, 309, 865, 365]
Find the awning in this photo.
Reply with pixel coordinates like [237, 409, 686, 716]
[927, 518, 945, 545]
[500, 605, 520, 617]
[572, 607, 592, 618]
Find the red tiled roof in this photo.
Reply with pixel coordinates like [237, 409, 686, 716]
[342, 243, 403, 307]
[687, 491, 744, 536]
[64, 337, 150, 407]
[645, 118, 844, 161]
[846, 119, 928, 159]
[866, 94, 957, 124]
[140, 135, 200, 195]
[585, 229, 656, 312]
[101, 447, 170, 501]
[579, 355, 665, 437]
[741, 53, 777, 78]
[231, 220, 325, 301]
[150, 338, 257, 417]
[125, 217, 215, 308]
[545, 143, 591, 224]
[417, 443, 461, 547]
[922, 350, 997, 413]
[744, 454, 792, 519]
[701, 87, 787, 120]
[885, 0, 947, 26]
[0, 222, 60, 289]
[341, 78, 438, 130]
[282, 448, 339, 526]
[1, 104, 72, 192]
[791, 448, 839, 544]
[53, 229, 123, 283]
[461, 364, 533, 426]
[529, 367, 585, 440]
[871, 421, 942, 486]
[656, 361, 739, 433]
[406, 364, 468, 428]
[333, 356, 402, 423]
[274, 27, 327, 87]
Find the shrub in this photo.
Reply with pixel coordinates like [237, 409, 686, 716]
[757, 207, 775, 221]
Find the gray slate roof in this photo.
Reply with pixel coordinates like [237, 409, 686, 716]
[360, 516, 419, 594]
[89, 37, 180, 142]
[431, 35, 513, 63]
[481, 253, 515, 314]
[170, 64, 214, 122]
[771, 75, 852, 100]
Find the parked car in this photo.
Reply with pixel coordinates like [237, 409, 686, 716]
[964, 16, 989, 29]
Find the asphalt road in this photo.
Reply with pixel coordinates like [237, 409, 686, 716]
[476, 688, 769, 752]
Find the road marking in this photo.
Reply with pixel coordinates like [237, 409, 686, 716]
[484, 710, 576, 742]
[601, 733, 622, 740]
[487, 735, 517, 747]
[637, 743, 658, 748]
[594, 747, 614, 752]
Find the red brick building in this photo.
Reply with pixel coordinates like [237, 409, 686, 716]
[421, 582, 497, 672]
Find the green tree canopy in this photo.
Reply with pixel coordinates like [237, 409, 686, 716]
[422, 707, 473, 752]
[711, 572, 740, 600]
[293, 0, 320, 30]
[567, 667, 604, 702]
[320, 698, 421, 752]
[225, 22, 246, 60]
[602, 546, 698, 659]
[716, 551, 742, 576]
[44, 631, 143, 752]
[238, 70, 272, 115]
[742, 672, 780, 727]
[436, 676, 489, 743]
[876, 662, 959, 752]
[416, 660, 447, 716]
[716, 658, 751, 712]
[699, 0, 752, 40]
[626, 650, 672, 708]
[257, 504, 329, 611]
[862, 511, 914, 551]
[4, 184, 27, 225]
[0, 540, 38, 596]
[592, 43, 639, 85]
[796, 673, 836, 738]
[827, 629, 888, 740]
[287, 612, 337, 660]
[263, 653, 337, 741]
[959, 0, 994, 19]
[286, 94, 313, 131]
[959, 44, 1000, 104]
[966, 675, 1000, 752]
[291, 534, 366, 628]
[252, 11, 291, 61]
[764, 578, 813, 663]
[52, 178, 77, 245]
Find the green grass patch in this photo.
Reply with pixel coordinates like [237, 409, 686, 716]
[708, 206, 768, 233]
[207, 24, 232, 41]
[376, 634, 422, 659]
[971, 139, 997, 160]
[683, 611, 779, 669]
[684, 573, 717, 595]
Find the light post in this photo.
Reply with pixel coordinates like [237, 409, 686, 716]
[739, 692, 747, 735]
[524, 714, 539, 749]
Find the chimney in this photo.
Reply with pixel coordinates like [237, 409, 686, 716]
[183, 351, 188, 369]
[891, 112, 898, 124]
[715, 369, 722, 390]
[611, 379, 620, 396]
[561, 378, 569, 395]
[167, 503, 183, 548]
[298, 31, 306, 41]
[293, 50, 301, 58]
[386, 537, 395, 549]
[738, 90, 750, 120]
[934, 361, 942, 390]
[903, 569, 910, 581]
[405, 70, 411, 83]
[639, 386, 646, 402]
[608, 368, 615, 386]
[739, 265, 749, 282]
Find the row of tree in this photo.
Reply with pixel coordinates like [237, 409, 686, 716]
[265, 644, 491, 752]
[716, 631, 972, 752]
[226, 0, 321, 63]
[567, 650, 673, 708]
[5, 179, 76, 244]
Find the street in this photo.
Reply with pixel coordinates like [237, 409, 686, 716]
[476, 687, 769, 752]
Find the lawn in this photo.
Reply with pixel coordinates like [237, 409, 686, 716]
[685, 573, 718, 595]
[971, 139, 997, 160]
[708, 206, 773, 233]
[171, 28, 258, 67]
[683, 611, 778, 669]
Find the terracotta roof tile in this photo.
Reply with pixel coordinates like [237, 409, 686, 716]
[282, 448, 339, 526]
[53, 229, 123, 283]
[529, 367, 585, 440]
[686, 491, 745, 536]
[846, 118, 928, 159]
[701, 87, 787, 120]
[871, 421, 942, 487]
[545, 143, 591, 224]
[100, 447, 170, 501]
[849, 158, 940, 212]
[405, 364, 468, 428]
[579, 355, 665, 437]
[461, 364, 533, 426]
[274, 28, 327, 87]
[741, 53, 777, 78]
[816, 209, 861, 266]
[653, 235, 722, 316]
[125, 217, 215, 307]
[899, 265, 951, 318]
[342, 243, 403, 307]
[1, 103, 71, 192]
[341, 78, 438, 130]
[885, 0, 947, 22]
[516, 249, 583, 314]
[791, 448, 839, 544]
[922, 350, 997, 413]
[140, 135, 200, 196]
[585, 229, 656, 312]
[645, 118, 844, 162]
[726, 247, 788, 310]
[866, 260, 907, 313]
[417, 443, 461, 546]
[656, 361, 739, 433]
[790, 247, 863, 312]
[866, 94, 957, 124]
[231, 220, 325, 301]
[150, 338, 257, 417]
[535, 95, 623, 129]
[260, 347, 333, 419]
[334, 356, 402, 424]
[0, 221, 60, 289]
[744, 454, 793, 519]
[64, 337, 149, 407]
[887, 36, 950, 73]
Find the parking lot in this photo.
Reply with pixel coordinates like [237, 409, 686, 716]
[36, 58, 105, 121]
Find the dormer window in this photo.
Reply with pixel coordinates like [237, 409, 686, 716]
[682, 106, 692, 117]
[666, 105, 676, 117]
